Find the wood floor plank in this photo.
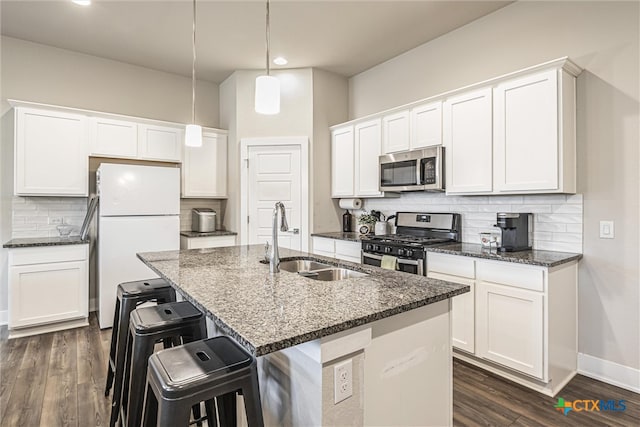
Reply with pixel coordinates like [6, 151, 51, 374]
[453, 359, 639, 427]
[77, 379, 111, 427]
[77, 315, 107, 386]
[1, 333, 53, 426]
[2, 316, 639, 427]
[76, 315, 111, 427]
[0, 329, 28, 419]
[453, 374, 522, 426]
[40, 329, 79, 427]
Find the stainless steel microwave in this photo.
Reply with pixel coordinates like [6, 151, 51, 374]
[379, 147, 445, 192]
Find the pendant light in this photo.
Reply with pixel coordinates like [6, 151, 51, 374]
[255, 0, 280, 115]
[185, 0, 202, 147]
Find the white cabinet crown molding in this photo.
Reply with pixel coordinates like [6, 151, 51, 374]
[7, 99, 228, 134]
[329, 57, 581, 131]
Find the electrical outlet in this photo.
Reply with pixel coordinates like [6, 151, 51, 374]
[49, 217, 63, 225]
[334, 359, 353, 404]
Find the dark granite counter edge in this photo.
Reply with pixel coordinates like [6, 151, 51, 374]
[310, 232, 369, 243]
[180, 231, 238, 238]
[426, 247, 582, 267]
[138, 253, 469, 356]
[3, 238, 90, 248]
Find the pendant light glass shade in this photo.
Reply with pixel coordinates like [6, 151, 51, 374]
[185, 124, 203, 147]
[255, 75, 280, 115]
[255, 0, 280, 115]
[185, 0, 202, 147]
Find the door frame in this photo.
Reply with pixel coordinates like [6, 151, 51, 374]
[240, 136, 310, 252]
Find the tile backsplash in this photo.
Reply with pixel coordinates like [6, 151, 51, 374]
[11, 196, 88, 238]
[179, 199, 225, 232]
[363, 193, 583, 253]
[11, 196, 228, 238]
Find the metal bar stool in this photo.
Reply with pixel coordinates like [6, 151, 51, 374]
[106, 278, 176, 427]
[117, 301, 207, 427]
[142, 336, 264, 427]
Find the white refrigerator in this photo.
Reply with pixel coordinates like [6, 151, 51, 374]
[97, 163, 180, 328]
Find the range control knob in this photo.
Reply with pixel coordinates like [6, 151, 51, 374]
[405, 249, 414, 257]
[373, 245, 380, 252]
[397, 249, 405, 256]
[384, 247, 393, 254]
[365, 244, 373, 251]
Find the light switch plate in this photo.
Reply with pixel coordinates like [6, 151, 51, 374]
[599, 220, 614, 239]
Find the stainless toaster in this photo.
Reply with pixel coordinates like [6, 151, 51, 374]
[191, 208, 217, 232]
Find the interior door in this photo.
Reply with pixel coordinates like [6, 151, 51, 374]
[247, 145, 302, 250]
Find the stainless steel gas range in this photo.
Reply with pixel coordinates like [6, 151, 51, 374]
[361, 212, 461, 275]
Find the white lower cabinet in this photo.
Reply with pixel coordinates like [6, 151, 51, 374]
[476, 281, 544, 378]
[8, 245, 89, 337]
[311, 237, 361, 263]
[427, 253, 475, 354]
[180, 235, 236, 250]
[427, 251, 577, 396]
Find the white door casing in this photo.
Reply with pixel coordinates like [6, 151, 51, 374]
[240, 137, 309, 252]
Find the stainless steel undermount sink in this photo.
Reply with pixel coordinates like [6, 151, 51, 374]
[277, 259, 369, 281]
[298, 268, 368, 281]
[279, 259, 332, 273]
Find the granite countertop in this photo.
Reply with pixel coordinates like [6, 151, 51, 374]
[137, 245, 469, 356]
[180, 230, 238, 238]
[427, 243, 582, 267]
[310, 232, 372, 242]
[3, 236, 90, 248]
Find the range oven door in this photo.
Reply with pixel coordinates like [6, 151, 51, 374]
[361, 252, 424, 276]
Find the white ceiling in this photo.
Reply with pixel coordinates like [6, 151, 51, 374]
[1, 1, 512, 83]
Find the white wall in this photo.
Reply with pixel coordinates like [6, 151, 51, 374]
[312, 69, 348, 234]
[220, 69, 314, 242]
[349, 1, 639, 373]
[1, 36, 219, 127]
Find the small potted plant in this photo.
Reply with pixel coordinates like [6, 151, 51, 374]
[357, 211, 378, 235]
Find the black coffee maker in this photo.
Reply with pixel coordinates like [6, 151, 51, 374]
[495, 213, 532, 252]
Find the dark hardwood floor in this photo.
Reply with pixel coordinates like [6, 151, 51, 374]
[1, 314, 638, 426]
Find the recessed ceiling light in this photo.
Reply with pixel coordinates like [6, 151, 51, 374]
[273, 57, 288, 66]
[72, 0, 91, 6]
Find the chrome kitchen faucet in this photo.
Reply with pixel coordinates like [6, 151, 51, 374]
[270, 201, 289, 273]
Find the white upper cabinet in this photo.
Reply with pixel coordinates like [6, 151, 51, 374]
[182, 131, 227, 198]
[89, 116, 138, 158]
[410, 101, 442, 149]
[138, 124, 183, 162]
[329, 58, 579, 196]
[15, 108, 88, 196]
[355, 119, 382, 197]
[331, 125, 355, 197]
[382, 110, 410, 154]
[494, 69, 575, 193]
[443, 88, 493, 194]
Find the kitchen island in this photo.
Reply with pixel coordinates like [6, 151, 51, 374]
[138, 245, 469, 426]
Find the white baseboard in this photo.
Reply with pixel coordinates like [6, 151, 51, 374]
[0, 310, 7, 326]
[89, 298, 97, 313]
[578, 352, 640, 394]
